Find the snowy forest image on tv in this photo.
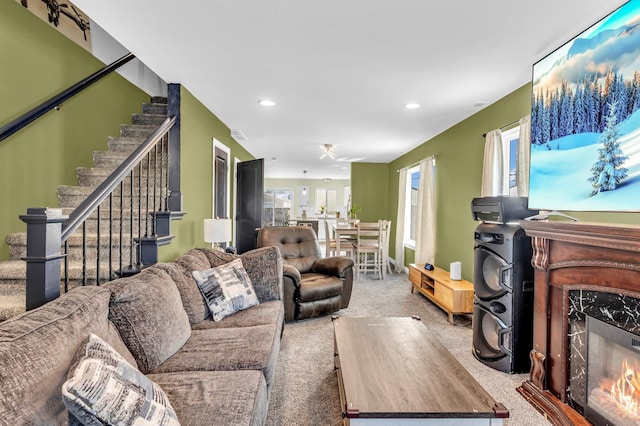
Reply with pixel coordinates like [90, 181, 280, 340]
[529, 0, 640, 211]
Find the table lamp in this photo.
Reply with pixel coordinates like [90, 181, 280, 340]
[204, 218, 232, 249]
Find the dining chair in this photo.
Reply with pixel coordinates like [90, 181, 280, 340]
[380, 220, 392, 278]
[355, 221, 383, 279]
[323, 219, 354, 258]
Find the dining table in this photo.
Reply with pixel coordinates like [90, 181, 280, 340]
[332, 221, 385, 247]
[333, 221, 391, 279]
[332, 223, 358, 256]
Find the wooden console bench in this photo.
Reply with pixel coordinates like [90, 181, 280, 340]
[408, 264, 474, 323]
[333, 316, 508, 425]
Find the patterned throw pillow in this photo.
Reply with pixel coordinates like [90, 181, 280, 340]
[192, 258, 259, 322]
[62, 334, 180, 426]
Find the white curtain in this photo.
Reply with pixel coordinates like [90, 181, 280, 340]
[481, 129, 505, 197]
[414, 157, 436, 265]
[517, 115, 531, 197]
[394, 168, 407, 273]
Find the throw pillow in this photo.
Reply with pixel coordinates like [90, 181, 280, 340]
[62, 334, 180, 426]
[192, 258, 259, 322]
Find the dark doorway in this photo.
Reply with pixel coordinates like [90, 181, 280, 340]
[236, 159, 264, 253]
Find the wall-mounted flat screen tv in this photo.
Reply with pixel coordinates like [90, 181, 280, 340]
[529, 0, 640, 211]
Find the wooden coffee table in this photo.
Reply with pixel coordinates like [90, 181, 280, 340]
[332, 316, 508, 425]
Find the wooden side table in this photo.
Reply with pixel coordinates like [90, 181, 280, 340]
[408, 264, 474, 323]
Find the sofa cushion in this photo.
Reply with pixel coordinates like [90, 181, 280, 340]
[62, 334, 179, 426]
[150, 325, 280, 387]
[299, 273, 343, 302]
[148, 370, 268, 426]
[106, 266, 191, 374]
[197, 246, 283, 303]
[0, 286, 132, 424]
[191, 300, 284, 330]
[155, 249, 212, 325]
[192, 258, 259, 322]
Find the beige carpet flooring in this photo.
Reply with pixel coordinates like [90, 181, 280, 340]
[265, 270, 550, 425]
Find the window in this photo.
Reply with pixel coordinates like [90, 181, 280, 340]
[315, 188, 337, 213]
[404, 166, 420, 248]
[263, 189, 293, 226]
[501, 126, 520, 196]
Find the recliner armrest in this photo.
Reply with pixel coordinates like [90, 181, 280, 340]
[283, 263, 302, 288]
[312, 256, 354, 278]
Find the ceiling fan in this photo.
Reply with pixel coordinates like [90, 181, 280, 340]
[320, 144, 337, 159]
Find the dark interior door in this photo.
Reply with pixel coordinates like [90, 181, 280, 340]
[236, 158, 264, 253]
[214, 147, 228, 219]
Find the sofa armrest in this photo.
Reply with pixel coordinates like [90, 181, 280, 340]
[282, 263, 302, 288]
[238, 246, 284, 302]
[311, 256, 354, 278]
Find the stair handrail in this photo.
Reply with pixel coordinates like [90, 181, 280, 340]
[0, 52, 136, 143]
[61, 115, 176, 242]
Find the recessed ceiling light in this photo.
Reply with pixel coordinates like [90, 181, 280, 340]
[258, 99, 276, 107]
[404, 103, 421, 110]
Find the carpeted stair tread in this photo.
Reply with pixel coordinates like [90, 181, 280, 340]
[132, 113, 169, 126]
[0, 260, 27, 280]
[120, 124, 159, 138]
[0, 296, 26, 322]
[142, 102, 167, 115]
[57, 185, 162, 210]
[106, 136, 147, 152]
[75, 167, 165, 188]
[91, 151, 164, 170]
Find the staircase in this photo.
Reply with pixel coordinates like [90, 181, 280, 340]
[0, 97, 170, 321]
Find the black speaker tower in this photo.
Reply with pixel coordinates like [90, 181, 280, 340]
[470, 197, 536, 374]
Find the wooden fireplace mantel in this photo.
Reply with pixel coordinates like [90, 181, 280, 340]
[517, 220, 640, 426]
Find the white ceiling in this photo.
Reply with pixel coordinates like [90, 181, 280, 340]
[72, 0, 626, 180]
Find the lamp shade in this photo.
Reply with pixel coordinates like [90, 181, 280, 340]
[204, 218, 232, 244]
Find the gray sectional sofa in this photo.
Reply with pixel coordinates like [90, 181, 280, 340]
[0, 246, 284, 425]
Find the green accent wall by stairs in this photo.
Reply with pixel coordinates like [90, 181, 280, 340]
[158, 86, 254, 261]
[0, 1, 148, 261]
[1, 1, 255, 263]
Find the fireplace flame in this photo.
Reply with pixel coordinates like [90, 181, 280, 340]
[609, 359, 640, 416]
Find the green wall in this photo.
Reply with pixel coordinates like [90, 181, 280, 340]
[158, 86, 254, 261]
[0, 1, 149, 261]
[350, 163, 389, 222]
[1, 1, 255, 263]
[354, 83, 640, 280]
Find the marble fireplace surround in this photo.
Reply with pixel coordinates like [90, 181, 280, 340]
[517, 220, 640, 426]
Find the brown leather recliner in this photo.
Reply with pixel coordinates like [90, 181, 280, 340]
[256, 226, 354, 321]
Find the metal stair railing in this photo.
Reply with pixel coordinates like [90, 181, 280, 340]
[21, 115, 177, 310]
[0, 53, 135, 143]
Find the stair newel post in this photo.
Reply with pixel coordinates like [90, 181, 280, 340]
[19, 207, 68, 310]
[166, 83, 182, 213]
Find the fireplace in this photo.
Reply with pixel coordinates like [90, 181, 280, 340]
[585, 316, 640, 425]
[517, 221, 640, 426]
